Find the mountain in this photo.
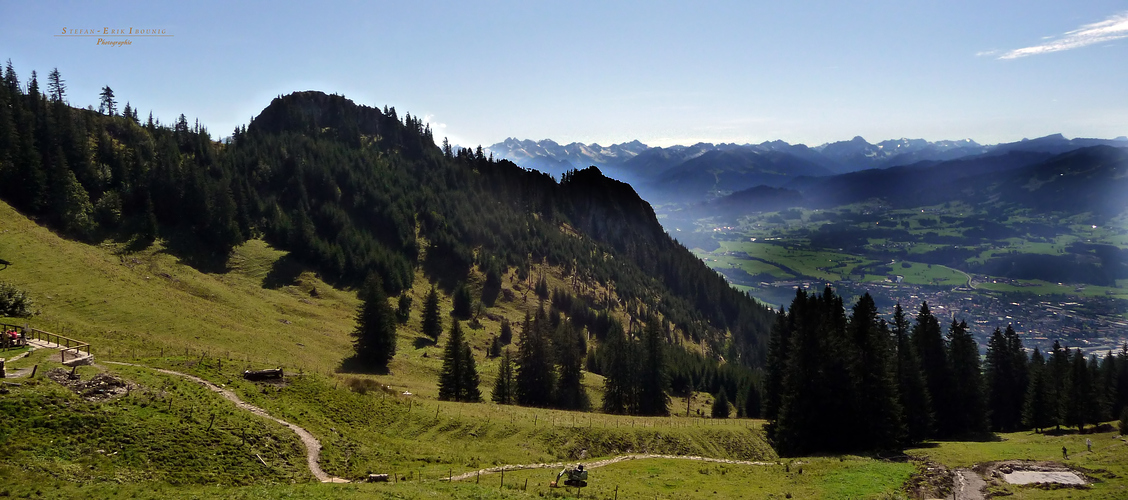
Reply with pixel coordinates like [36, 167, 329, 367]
[0, 68, 773, 367]
[814, 136, 987, 173]
[715, 146, 1128, 217]
[653, 148, 834, 201]
[485, 138, 648, 179]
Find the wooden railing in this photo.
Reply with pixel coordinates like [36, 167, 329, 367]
[1, 322, 91, 362]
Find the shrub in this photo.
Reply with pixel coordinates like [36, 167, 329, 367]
[0, 282, 35, 317]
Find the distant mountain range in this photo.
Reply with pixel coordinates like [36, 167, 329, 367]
[487, 134, 1128, 203]
[708, 145, 1128, 220]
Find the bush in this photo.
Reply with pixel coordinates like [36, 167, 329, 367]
[0, 282, 35, 317]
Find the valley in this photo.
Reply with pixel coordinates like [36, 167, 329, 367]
[668, 200, 1128, 354]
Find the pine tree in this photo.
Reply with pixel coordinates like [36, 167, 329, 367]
[893, 303, 933, 443]
[421, 285, 442, 340]
[492, 348, 516, 404]
[351, 275, 397, 373]
[711, 387, 731, 418]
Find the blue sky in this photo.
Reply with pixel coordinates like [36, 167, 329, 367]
[2, 1, 1126, 148]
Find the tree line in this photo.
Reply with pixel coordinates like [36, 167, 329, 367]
[764, 286, 1128, 457]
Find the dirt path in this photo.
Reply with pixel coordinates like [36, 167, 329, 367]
[449, 454, 776, 481]
[104, 361, 348, 483]
[954, 468, 986, 500]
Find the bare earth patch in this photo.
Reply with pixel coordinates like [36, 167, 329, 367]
[990, 461, 1088, 486]
[47, 367, 134, 401]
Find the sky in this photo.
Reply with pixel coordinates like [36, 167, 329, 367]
[2, 1, 1127, 148]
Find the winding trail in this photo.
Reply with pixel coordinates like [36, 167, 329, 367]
[104, 361, 348, 483]
[449, 454, 776, 481]
[954, 468, 986, 500]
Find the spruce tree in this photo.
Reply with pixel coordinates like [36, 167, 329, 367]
[452, 281, 473, 319]
[948, 320, 988, 435]
[1048, 341, 1071, 430]
[421, 285, 442, 341]
[396, 293, 412, 323]
[763, 307, 791, 423]
[492, 348, 515, 405]
[438, 321, 480, 402]
[913, 302, 953, 437]
[459, 341, 482, 402]
[1023, 348, 1053, 432]
[351, 275, 397, 373]
[637, 319, 670, 416]
[711, 387, 731, 418]
[893, 303, 933, 443]
[499, 317, 513, 345]
[986, 327, 1020, 431]
[552, 319, 588, 410]
[515, 307, 554, 407]
[848, 293, 903, 450]
[601, 320, 635, 414]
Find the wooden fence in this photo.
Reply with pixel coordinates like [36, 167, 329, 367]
[0, 322, 91, 362]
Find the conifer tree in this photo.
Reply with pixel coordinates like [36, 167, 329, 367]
[637, 318, 670, 416]
[459, 341, 482, 402]
[763, 307, 791, 423]
[452, 281, 473, 319]
[893, 303, 933, 443]
[99, 85, 116, 116]
[515, 307, 554, 407]
[438, 321, 480, 402]
[711, 387, 731, 418]
[46, 68, 65, 102]
[396, 293, 412, 323]
[1023, 348, 1052, 432]
[601, 320, 635, 414]
[552, 318, 588, 410]
[351, 275, 397, 373]
[1048, 341, 1071, 430]
[492, 348, 515, 405]
[986, 326, 1027, 431]
[948, 320, 988, 435]
[849, 293, 904, 449]
[421, 285, 442, 341]
[913, 302, 954, 437]
[499, 317, 512, 345]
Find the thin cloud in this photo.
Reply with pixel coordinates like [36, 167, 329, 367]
[997, 12, 1128, 59]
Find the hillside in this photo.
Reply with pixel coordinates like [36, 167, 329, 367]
[0, 67, 774, 371]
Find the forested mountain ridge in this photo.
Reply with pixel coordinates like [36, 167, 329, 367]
[0, 64, 773, 367]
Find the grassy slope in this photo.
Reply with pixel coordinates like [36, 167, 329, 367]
[11, 200, 1123, 499]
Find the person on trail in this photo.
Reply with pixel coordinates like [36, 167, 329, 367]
[1086, 438, 1092, 452]
[1063, 446, 1068, 459]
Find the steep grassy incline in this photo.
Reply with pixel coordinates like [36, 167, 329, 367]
[0, 199, 358, 370]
